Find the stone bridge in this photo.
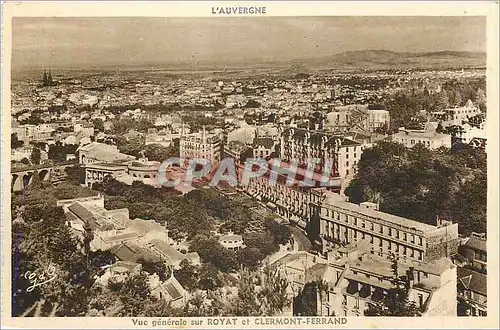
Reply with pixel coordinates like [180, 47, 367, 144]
[11, 161, 78, 192]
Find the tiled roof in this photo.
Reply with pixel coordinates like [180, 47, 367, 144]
[324, 196, 437, 233]
[340, 138, 361, 147]
[149, 239, 184, 264]
[68, 202, 97, 230]
[253, 137, 274, 149]
[272, 253, 302, 266]
[129, 219, 164, 236]
[458, 267, 487, 296]
[220, 233, 243, 241]
[165, 282, 183, 300]
[78, 142, 134, 162]
[282, 127, 344, 148]
[465, 236, 487, 253]
[110, 261, 141, 273]
[103, 232, 139, 243]
[110, 242, 162, 263]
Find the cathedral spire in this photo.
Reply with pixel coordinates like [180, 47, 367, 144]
[47, 70, 53, 85]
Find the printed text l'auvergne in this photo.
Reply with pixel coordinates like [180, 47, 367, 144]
[212, 6, 267, 15]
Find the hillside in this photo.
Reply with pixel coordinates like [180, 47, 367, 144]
[294, 49, 486, 71]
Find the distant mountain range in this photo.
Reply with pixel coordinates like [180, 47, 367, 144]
[289, 49, 486, 71]
[12, 50, 486, 74]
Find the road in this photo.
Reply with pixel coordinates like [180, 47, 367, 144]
[287, 225, 313, 252]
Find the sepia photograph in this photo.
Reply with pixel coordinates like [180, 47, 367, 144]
[1, 1, 498, 329]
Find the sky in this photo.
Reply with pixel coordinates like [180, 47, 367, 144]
[12, 16, 486, 69]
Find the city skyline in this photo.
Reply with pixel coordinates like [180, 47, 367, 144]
[12, 16, 486, 69]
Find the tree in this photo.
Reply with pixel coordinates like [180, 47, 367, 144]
[475, 88, 486, 112]
[452, 171, 487, 235]
[144, 143, 177, 162]
[183, 293, 209, 317]
[265, 217, 291, 245]
[447, 89, 462, 107]
[243, 231, 280, 257]
[11, 133, 24, 149]
[293, 281, 318, 316]
[198, 263, 224, 291]
[232, 270, 262, 316]
[118, 272, 153, 316]
[47, 141, 77, 162]
[260, 267, 291, 316]
[90, 250, 116, 269]
[143, 299, 183, 317]
[174, 260, 200, 291]
[139, 259, 169, 281]
[91, 118, 105, 132]
[116, 136, 145, 157]
[345, 141, 486, 236]
[436, 90, 450, 110]
[30, 147, 41, 165]
[235, 247, 264, 270]
[244, 100, 261, 108]
[12, 209, 95, 317]
[65, 166, 87, 185]
[53, 182, 98, 200]
[436, 122, 444, 133]
[189, 236, 236, 272]
[28, 171, 42, 190]
[364, 288, 422, 316]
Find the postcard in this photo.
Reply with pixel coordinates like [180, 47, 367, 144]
[1, 1, 498, 329]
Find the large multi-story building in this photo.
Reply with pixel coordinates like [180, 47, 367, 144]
[253, 137, 276, 159]
[179, 127, 221, 166]
[367, 109, 391, 131]
[337, 134, 373, 190]
[272, 241, 457, 317]
[310, 189, 459, 263]
[78, 141, 135, 164]
[444, 100, 481, 126]
[85, 158, 161, 188]
[145, 128, 174, 148]
[324, 105, 390, 133]
[14, 124, 55, 143]
[239, 128, 373, 226]
[280, 127, 343, 173]
[242, 167, 314, 228]
[457, 267, 487, 316]
[320, 241, 457, 317]
[459, 232, 487, 274]
[455, 122, 487, 149]
[279, 127, 372, 187]
[73, 120, 95, 136]
[392, 127, 452, 149]
[223, 140, 252, 166]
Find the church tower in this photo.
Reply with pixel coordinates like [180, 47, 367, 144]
[47, 70, 53, 85]
[42, 70, 48, 86]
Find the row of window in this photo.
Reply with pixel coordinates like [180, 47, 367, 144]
[345, 160, 357, 168]
[344, 146, 363, 153]
[453, 109, 479, 115]
[221, 240, 242, 244]
[323, 211, 424, 246]
[324, 224, 424, 260]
